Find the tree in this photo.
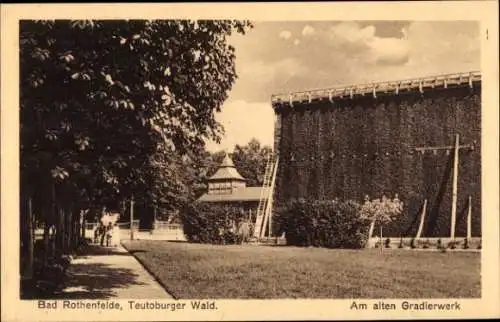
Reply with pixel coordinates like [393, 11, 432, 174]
[231, 138, 273, 187]
[19, 19, 252, 290]
[359, 195, 404, 249]
[21, 19, 252, 204]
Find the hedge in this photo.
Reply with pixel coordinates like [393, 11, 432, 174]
[180, 203, 252, 245]
[274, 199, 370, 249]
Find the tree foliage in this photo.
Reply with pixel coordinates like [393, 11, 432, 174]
[20, 19, 252, 209]
[231, 138, 273, 187]
[359, 195, 404, 226]
[359, 195, 404, 243]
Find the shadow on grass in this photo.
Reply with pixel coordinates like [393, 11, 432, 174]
[52, 262, 147, 299]
[128, 250, 148, 255]
[75, 245, 131, 257]
[256, 244, 289, 247]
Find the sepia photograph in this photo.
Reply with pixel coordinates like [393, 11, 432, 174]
[2, 2, 499, 321]
[18, 18, 482, 300]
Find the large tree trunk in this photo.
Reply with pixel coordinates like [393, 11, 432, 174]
[66, 205, 72, 252]
[73, 205, 80, 249]
[50, 182, 57, 260]
[43, 209, 50, 266]
[25, 195, 34, 279]
[20, 192, 33, 279]
[56, 205, 64, 256]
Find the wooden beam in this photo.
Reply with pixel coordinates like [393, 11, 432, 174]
[271, 71, 481, 108]
[366, 219, 376, 249]
[450, 134, 460, 240]
[416, 199, 428, 239]
[414, 144, 473, 153]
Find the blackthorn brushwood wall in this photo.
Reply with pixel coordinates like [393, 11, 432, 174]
[272, 72, 481, 238]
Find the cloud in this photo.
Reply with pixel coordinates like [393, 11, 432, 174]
[279, 30, 292, 40]
[239, 58, 308, 82]
[402, 21, 480, 74]
[330, 22, 375, 44]
[231, 21, 479, 103]
[302, 25, 315, 37]
[369, 37, 410, 65]
[328, 22, 410, 65]
[215, 21, 480, 149]
[205, 100, 275, 152]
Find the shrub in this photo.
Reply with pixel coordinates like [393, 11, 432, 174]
[423, 239, 430, 249]
[384, 238, 391, 248]
[276, 199, 370, 249]
[437, 238, 443, 249]
[180, 203, 249, 245]
[448, 240, 458, 249]
[223, 231, 241, 245]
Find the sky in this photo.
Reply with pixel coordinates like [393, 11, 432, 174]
[204, 21, 480, 152]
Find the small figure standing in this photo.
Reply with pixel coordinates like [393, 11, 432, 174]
[93, 224, 100, 244]
[106, 222, 113, 247]
[99, 223, 107, 246]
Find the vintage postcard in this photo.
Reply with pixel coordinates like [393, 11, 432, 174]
[1, 2, 499, 321]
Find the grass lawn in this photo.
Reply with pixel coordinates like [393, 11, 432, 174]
[121, 240, 480, 299]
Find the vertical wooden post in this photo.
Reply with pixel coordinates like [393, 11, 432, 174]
[80, 209, 86, 240]
[130, 195, 135, 240]
[416, 199, 428, 239]
[450, 134, 460, 240]
[367, 220, 375, 247]
[467, 195, 472, 239]
[268, 210, 272, 238]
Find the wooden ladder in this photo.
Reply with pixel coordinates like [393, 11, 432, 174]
[253, 153, 279, 239]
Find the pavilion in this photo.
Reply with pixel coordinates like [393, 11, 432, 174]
[197, 154, 269, 220]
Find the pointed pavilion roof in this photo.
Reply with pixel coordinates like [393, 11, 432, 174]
[208, 154, 246, 182]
